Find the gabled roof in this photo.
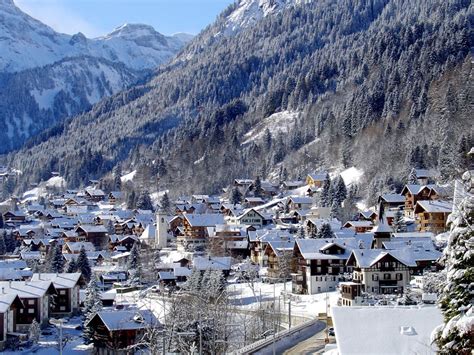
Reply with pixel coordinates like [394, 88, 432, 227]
[0, 280, 56, 298]
[193, 256, 231, 271]
[414, 200, 452, 214]
[295, 238, 361, 261]
[288, 196, 313, 204]
[379, 193, 405, 203]
[307, 172, 327, 181]
[75, 225, 108, 234]
[0, 294, 24, 313]
[183, 213, 225, 227]
[65, 242, 95, 252]
[87, 310, 159, 331]
[31, 273, 82, 289]
[344, 220, 373, 228]
[266, 240, 295, 257]
[401, 184, 425, 195]
[347, 250, 418, 268]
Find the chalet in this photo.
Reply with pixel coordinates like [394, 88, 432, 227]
[63, 241, 95, 254]
[414, 200, 452, 234]
[84, 188, 105, 202]
[287, 196, 313, 211]
[233, 179, 254, 189]
[282, 180, 304, 190]
[31, 273, 82, 317]
[305, 218, 342, 236]
[0, 281, 57, 330]
[109, 235, 138, 251]
[244, 197, 265, 208]
[249, 230, 294, 266]
[346, 250, 414, 294]
[306, 172, 327, 188]
[401, 184, 431, 218]
[0, 260, 32, 281]
[264, 240, 295, 280]
[2, 211, 26, 224]
[378, 194, 405, 211]
[208, 224, 249, 258]
[0, 294, 24, 350]
[193, 256, 232, 276]
[86, 310, 159, 353]
[178, 213, 225, 252]
[343, 220, 373, 233]
[414, 169, 435, 185]
[339, 282, 363, 306]
[358, 210, 378, 222]
[371, 218, 393, 249]
[75, 225, 108, 249]
[291, 237, 372, 295]
[248, 180, 278, 197]
[100, 272, 128, 288]
[236, 208, 267, 227]
[108, 191, 123, 204]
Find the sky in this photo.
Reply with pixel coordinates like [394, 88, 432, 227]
[15, 0, 235, 37]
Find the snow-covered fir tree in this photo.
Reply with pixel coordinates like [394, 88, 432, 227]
[254, 176, 263, 197]
[317, 223, 334, 239]
[408, 168, 418, 184]
[83, 278, 103, 344]
[28, 319, 40, 344]
[66, 258, 77, 273]
[159, 192, 171, 213]
[230, 187, 242, 205]
[320, 173, 331, 207]
[50, 243, 65, 273]
[76, 246, 91, 282]
[392, 209, 407, 232]
[436, 177, 473, 353]
[0, 232, 6, 255]
[136, 190, 154, 211]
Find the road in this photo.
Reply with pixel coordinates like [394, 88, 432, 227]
[282, 328, 328, 355]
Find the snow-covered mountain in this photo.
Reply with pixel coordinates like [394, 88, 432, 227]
[0, 0, 193, 152]
[0, 0, 191, 73]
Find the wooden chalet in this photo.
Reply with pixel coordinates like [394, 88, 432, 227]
[306, 172, 327, 188]
[75, 225, 108, 249]
[0, 294, 24, 350]
[86, 310, 159, 353]
[414, 200, 452, 234]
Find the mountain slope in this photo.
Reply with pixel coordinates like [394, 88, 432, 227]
[0, 0, 192, 152]
[6, 0, 473, 195]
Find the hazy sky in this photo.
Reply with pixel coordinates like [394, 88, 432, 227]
[15, 0, 235, 37]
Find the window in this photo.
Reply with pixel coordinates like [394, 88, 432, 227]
[28, 300, 34, 305]
[59, 290, 66, 295]
[396, 273, 403, 281]
[384, 273, 391, 280]
[316, 259, 321, 265]
[28, 309, 35, 314]
[372, 274, 379, 281]
[316, 267, 321, 273]
[60, 306, 66, 311]
[384, 262, 390, 268]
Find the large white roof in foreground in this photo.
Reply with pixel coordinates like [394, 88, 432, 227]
[332, 306, 442, 355]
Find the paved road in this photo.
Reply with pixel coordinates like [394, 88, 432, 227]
[282, 328, 328, 355]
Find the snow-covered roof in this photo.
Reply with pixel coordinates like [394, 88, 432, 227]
[183, 213, 225, 227]
[0, 280, 55, 298]
[193, 256, 231, 271]
[307, 172, 327, 181]
[288, 196, 313, 204]
[402, 184, 425, 195]
[75, 225, 108, 233]
[65, 241, 95, 252]
[379, 193, 405, 203]
[344, 220, 373, 228]
[266, 240, 295, 256]
[414, 200, 452, 213]
[88, 310, 159, 331]
[332, 306, 442, 355]
[392, 232, 434, 239]
[0, 260, 27, 269]
[0, 294, 23, 313]
[31, 273, 81, 289]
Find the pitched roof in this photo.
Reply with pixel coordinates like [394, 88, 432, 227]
[0, 280, 56, 298]
[0, 294, 24, 313]
[31, 273, 82, 289]
[414, 200, 452, 213]
[88, 310, 159, 331]
[193, 256, 231, 271]
[183, 213, 225, 227]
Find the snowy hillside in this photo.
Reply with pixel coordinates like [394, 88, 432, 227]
[0, 0, 193, 152]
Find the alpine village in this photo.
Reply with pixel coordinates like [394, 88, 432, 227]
[0, 0, 472, 354]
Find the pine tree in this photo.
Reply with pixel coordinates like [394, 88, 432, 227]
[332, 175, 347, 206]
[160, 192, 171, 213]
[320, 173, 331, 207]
[66, 258, 77, 273]
[0, 214, 3, 228]
[330, 200, 341, 220]
[112, 165, 122, 191]
[254, 176, 263, 197]
[230, 187, 242, 205]
[83, 278, 103, 344]
[127, 189, 136, 209]
[28, 319, 40, 344]
[5, 230, 16, 252]
[76, 246, 91, 282]
[438, 137, 459, 183]
[0, 232, 6, 255]
[50, 244, 65, 273]
[184, 269, 202, 292]
[436, 181, 473, 353]
[392, 209, 407, 232]
[317, 223, 334, 239]
[407, 168, 418, 184]
[128, 243, 140, 270]
[136, 190, 154, 211]
[296, 225, 305, 239]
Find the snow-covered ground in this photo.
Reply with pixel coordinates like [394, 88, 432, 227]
[22, 176, 66, 203]
[338, 166, 364, 187]
[242, 111, 299, 145]
[120, 170, 136, 183]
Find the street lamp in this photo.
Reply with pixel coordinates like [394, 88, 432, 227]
[49, 318, 65, 355]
